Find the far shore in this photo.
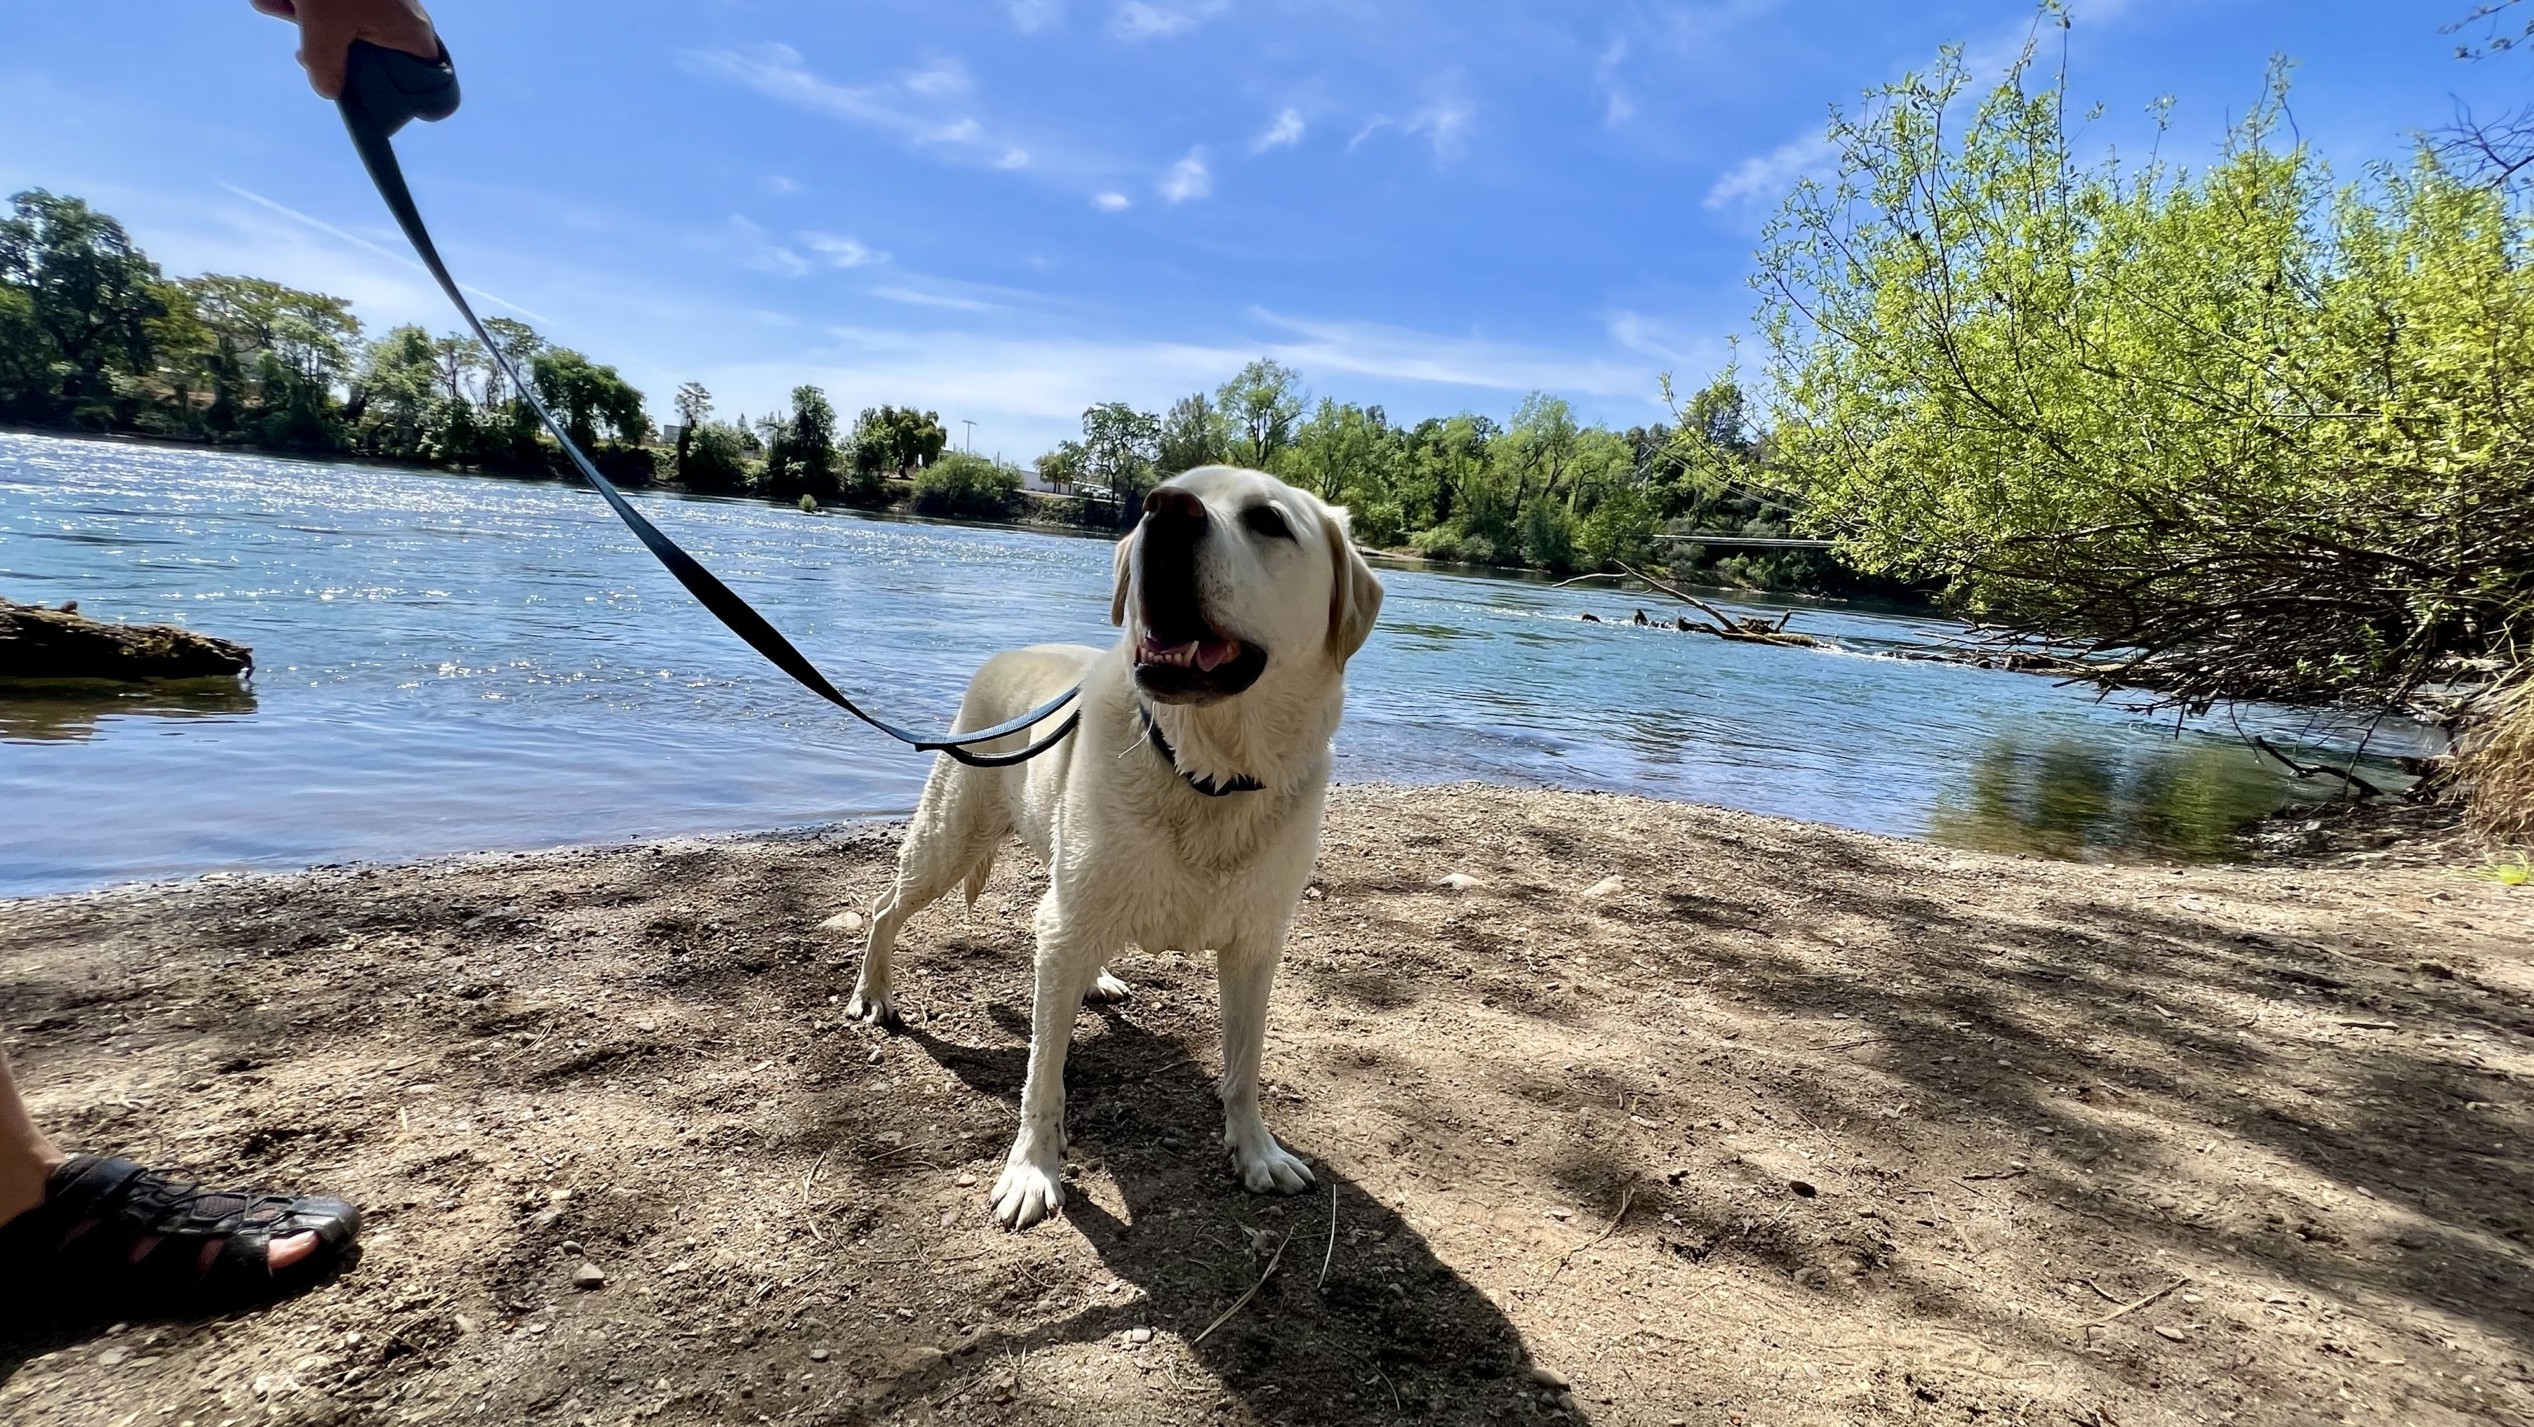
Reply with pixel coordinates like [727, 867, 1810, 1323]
[1, 782, 2525, 1426]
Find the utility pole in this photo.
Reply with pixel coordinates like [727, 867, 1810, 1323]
[961, 419, 976, 453]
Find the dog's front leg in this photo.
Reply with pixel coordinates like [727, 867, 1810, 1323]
[990, 918, 1103, 1230]
[1216, 936, 1315, 1195]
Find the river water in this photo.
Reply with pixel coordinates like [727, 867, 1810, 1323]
[0, 432, 2417, 897]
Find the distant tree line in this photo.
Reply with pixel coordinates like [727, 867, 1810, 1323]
[0, 188, 1018, 516]
[1029, 358, 1898, 593]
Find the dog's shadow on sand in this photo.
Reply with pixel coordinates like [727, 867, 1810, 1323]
[848, 1010, 1569, 1425]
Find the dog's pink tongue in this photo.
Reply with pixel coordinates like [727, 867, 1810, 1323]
[1193, 639, 1241, 672]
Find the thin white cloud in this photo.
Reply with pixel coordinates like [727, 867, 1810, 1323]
[801, 232, 885, 268]
[868, 285, 1006, 313]
[1345, 117, 1390, 153]
[1247, 309, 1657, 401]
[1249, 107, 1305, 154]
[1703, 130, 1837, 209]
[1109, 0, 1224, 41]
[994, 147, 1033, 170]
[1009, 0, 1062, 32]
[729, 215, 810, 278]
[1405, 97, 1472, 162]
[1159, 149, 1212, 203]
[216, 182, 547, 320]
[1093, 191, 1132, 211]
[903, 57, 972, 97]
[684, 44, 1018, 167]
[764, 174, 801, 195]
[1605, 310, 1716, 368]
[1595, 38, 1633, 127]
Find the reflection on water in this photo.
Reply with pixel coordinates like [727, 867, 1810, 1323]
[1927, 737, 2317, 862]
[0, 432, 2426, 894]
[0, 678, 259, 743]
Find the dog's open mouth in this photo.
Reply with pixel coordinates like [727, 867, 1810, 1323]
[1133, 626, 1268, 702]
[1133, 595, 1268, 702]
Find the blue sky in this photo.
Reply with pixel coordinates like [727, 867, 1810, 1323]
[1, 1, 2513, 458]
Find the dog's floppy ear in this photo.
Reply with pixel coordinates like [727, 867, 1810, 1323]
[1109, 525, 1136, 627]
[1320, 503, 1384, 660]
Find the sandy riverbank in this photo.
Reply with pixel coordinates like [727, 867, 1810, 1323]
[1, 784, 2528, 1426]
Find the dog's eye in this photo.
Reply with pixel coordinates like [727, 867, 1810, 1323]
[1241, 504, 1295, 541]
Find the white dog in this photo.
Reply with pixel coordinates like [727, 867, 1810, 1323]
[847, 465, 1382, 1230]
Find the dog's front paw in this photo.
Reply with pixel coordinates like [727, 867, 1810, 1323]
[989, 1155, 1066, 1230]
[1227, 1134, 1315, 1195]
[1083, 969, 1133, 1005]
[845, 988, 900, 1030]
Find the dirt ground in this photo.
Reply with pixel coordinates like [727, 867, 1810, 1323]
[1, 784, 2528, 1427]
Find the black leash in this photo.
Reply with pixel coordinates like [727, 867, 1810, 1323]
[333, 41, 1078, 768]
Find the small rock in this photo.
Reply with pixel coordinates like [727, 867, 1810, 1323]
[97, 1347, 129, 1367]
[954, 1171, 977, 1187]
[819, 911, 868, 935]
[530, 1208, 564, 1232]
[1126, 1327, 1154, 1345]
[1526, 1364, 1569, 1389]
[1437, 872, 1483, 891]
[1546, 1208, 1573, 1221]
[560, 1240, 583, 1258]
[2152, 1325, 2187, 1342]
[1581, 876, 1625, 898]
[453, 1314, 481, 1336]
[867, 1048, 885, 1065]
[810, 1347, 832, 1362]
[572, 1262, 606, 1290]
[1302, 887, 1323, 900]
[634, 1018, 657, 1034]
[938, 1206, 958, 1228]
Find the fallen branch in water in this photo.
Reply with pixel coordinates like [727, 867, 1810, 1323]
[2252, 735, 2385, 800]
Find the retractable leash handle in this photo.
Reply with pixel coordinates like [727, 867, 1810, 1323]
[333, 42, 1078, 767]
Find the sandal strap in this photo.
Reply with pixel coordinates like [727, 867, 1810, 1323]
[0, 1153, 362, 1303]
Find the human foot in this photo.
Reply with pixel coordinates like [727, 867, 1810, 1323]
[0, 1156, 360, 1306]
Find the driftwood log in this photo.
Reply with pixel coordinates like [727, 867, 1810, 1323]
[0, 598, 252, 681]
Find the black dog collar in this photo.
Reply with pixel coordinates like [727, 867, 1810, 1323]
[1136, 704, 1264, 796]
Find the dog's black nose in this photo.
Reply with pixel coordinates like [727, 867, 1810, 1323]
[1142, 485, 1207, 531]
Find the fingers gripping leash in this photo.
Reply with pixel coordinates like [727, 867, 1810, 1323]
[333, 41, 1079, 767]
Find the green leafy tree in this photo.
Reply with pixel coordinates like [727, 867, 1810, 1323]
[0, 189, 167, 422]
[912, 450, 1025, 517]
[1214, 358, 1305, 467]
[1753, 38, 2534, 712]
[761, 384, 840, 502]
[529, 347, 646, 451]
[1156, 391, 1221, 475]
[1078, 401, 1162, 525]
[683, 420, 758, 493]
[672, 381, 712, 482]
[357, 324, 441, 457]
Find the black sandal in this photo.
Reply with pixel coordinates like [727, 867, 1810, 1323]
[0, 1154, 362, 1308]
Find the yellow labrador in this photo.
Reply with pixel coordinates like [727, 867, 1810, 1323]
[848, 465, 1382, 1229]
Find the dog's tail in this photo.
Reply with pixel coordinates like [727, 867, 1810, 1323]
[962, 850, 996, 909]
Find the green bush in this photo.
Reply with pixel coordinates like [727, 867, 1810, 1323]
[911, 451, 1024, 518]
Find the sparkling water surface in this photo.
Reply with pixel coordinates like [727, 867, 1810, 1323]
[0, 432, 2417, 896]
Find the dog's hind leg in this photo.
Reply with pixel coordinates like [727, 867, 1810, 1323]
[849, 764, 1006, 1030]
[1216, 933, 1315, 1195]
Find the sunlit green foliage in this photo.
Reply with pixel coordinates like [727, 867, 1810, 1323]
[1753, 40, 2534, 710]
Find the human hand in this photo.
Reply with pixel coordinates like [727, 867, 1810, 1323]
[250, 0, 440, 101]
